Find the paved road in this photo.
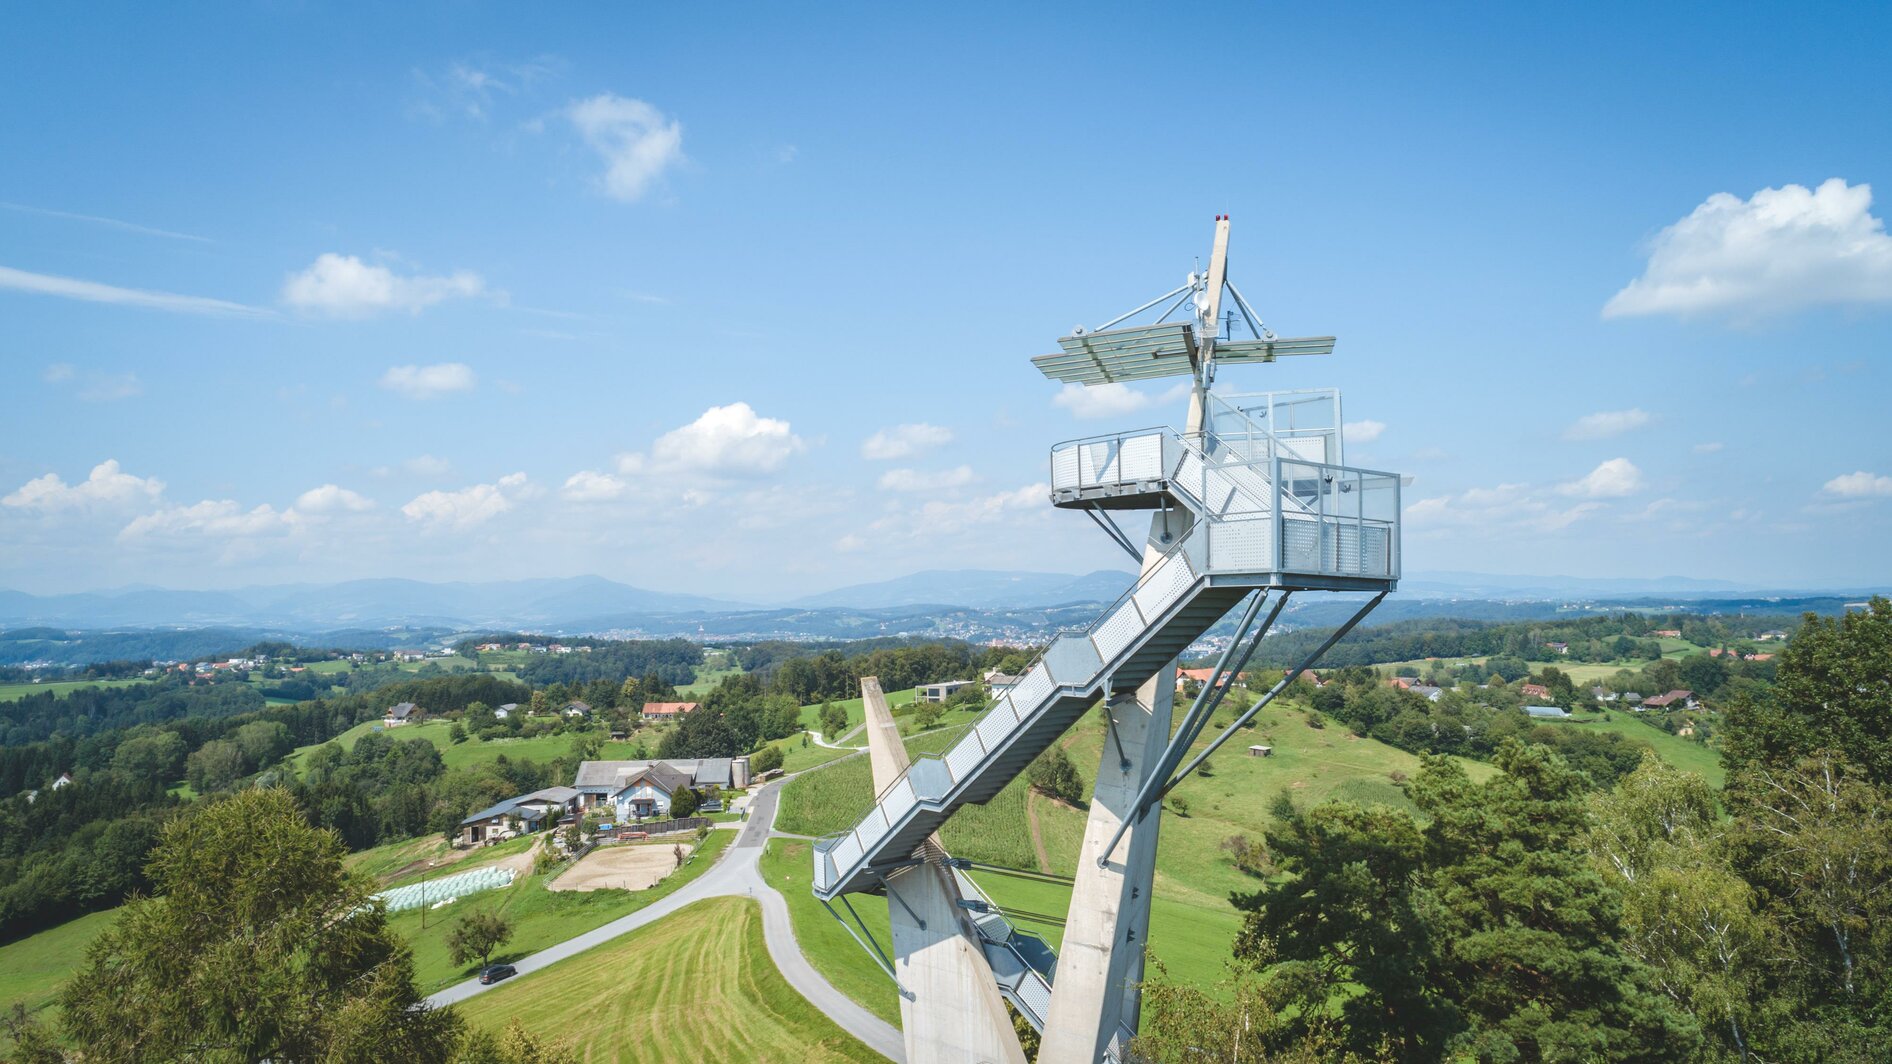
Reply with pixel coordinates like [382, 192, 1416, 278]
[423, 780, 905, 1062]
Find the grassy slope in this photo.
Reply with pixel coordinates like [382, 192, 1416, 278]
[0, 908, 118, 1027]
[1582, 710, 1727, 785]
[769, 698, 1513, 1019]
[797, 687, 919, 733]
[397, 828, 733, 993]
[469, 895, 881, 1063]
[287, 718, 665, 774]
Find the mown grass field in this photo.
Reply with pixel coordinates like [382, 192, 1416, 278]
[397, 828, 732, 992]
[469, 895, 880, 1063]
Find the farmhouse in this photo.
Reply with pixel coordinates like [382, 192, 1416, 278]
[918, 680, 974, 703]
[564, 700, 592, 718]
[1643, 689, 1697, 710]
[641, 701, 698, 722]
[1177, 667, 1246, 685]
[383, 702, 422, 727]
[458, 785, 580, 846]
[494, 703, 518, 719]
[1591, 686, 1618, 702]
[1520, 683, 1551, 700]
[1653, 629, 1682, 638]
[571, 757, 751, 810]
[1409, 684, 1444, 702]
[606, 764, 695, 820]
[983, 670, 1022, 697]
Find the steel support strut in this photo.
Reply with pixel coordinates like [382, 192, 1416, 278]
[1164, 592, 1386, 791]
[1093, 589, 1287, 868]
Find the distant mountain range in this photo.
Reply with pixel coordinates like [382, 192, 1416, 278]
[787, 569, 1136, 610]
[0, 569, 1880, 640]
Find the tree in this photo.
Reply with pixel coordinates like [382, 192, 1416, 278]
[449, 721, 469, 744]
[1027, 745, 1084, 805]
[749, 743, 784, 774]
[1232, 743, 1699, 1061]
[446, 910, 514, 970]
[1727, 598, 1892, 784]
[569, 730, 603, 762]
[819, 701, 849, 740]
[58, 787, 461, 1060]
[452, 1018, 580, 1064]
[185, 737, 247, 792]
[1589, 754, 1782, 1061]
[669, 787, 700, 819]
[112, 730, 188, 782]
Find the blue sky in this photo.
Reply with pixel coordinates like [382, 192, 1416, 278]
[3, 1, 1890, 600]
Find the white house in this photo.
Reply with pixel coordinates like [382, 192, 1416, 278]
[494, 703, 518, 720]
[918, 680, 974, 703]
[563, 700, 592, 718]
[383, 702, 422, 727]
[607, 763, 695, 821]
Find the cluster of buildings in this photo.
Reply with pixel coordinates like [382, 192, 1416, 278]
[457, 757, 751, 847]
[472, 641, 594, 655]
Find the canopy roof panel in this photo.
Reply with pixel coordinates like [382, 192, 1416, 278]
[1214, 336, 1337, 363]
[1031, 322, 1198, 385]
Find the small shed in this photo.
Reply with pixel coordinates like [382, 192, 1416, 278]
[1247, 744, 1273, 757]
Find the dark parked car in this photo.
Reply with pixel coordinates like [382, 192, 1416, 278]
[478, 963, 517, 984]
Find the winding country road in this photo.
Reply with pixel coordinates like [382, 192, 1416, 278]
[423, 780, 904, 1061]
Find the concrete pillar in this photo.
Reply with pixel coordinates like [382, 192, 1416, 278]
[1037, 510, 1187, 1063]
[861, 677, 1027, 1064]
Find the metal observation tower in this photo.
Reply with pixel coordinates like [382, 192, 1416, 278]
[812, 217, 1403, 1064]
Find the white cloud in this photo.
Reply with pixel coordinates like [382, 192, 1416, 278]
[41, 363, 74, 383]
[862, 423, 953, 461]
[1693, 441, 1725, 454]
[121, 500, 300, 540]
[282, 254, 487, 317]
[1406, 482, 1605, 535]
[401, 472, 530, 530]
[1052, 382, 1187, 420]
[405, 454, 453, 477]
[1605, 178, 1892, 319]
[561, 469, 629, 502]
[1822, 471, 1892, 498]
[876, 466, 976, 493]
[1563, 408, 1650, 441]
[567, 94, 684, 202]
[0, 264, 266, 317]
[1559, 458, 1646, 498]
[834, 532, 865, 552]
[1342, 419, 1385, 444]
[618, 402, 804, 477]
[867, 483, 1050, 541]
[380, 363, 478, 399]
[294, 484, 374, 514]
[3, 460, 164, 511]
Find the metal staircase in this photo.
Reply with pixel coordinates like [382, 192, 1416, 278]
[812, 425, 1398, 902]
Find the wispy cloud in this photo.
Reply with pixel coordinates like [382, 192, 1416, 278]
[877, 466, 976, 492]
[1, 201, 210, 243]
[1052, 381, 1187, 420]
[282, 254, 490, 318]
[380, 363, 477, 399]
[862, 423, 953, 461]
[1563, 408, 1651, 441]
[1822, 471, 1892, 498]
[567, 94, 685, 202]
[0, 264, 267, 318]
[1559, 458, 1646, 498]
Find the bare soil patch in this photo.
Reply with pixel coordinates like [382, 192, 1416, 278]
[552, 841, 695, 893]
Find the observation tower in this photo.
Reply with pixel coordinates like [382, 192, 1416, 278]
[813, 217, 1403, 1063]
